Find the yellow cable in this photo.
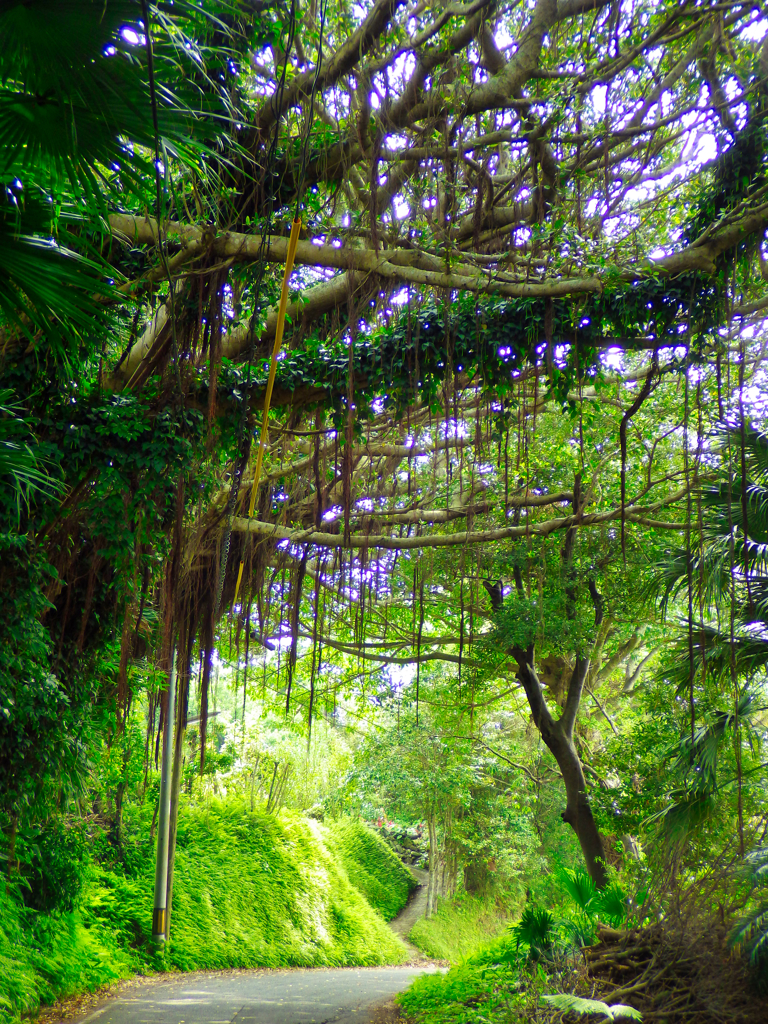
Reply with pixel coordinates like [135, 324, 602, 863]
[233, 216, 302, 606]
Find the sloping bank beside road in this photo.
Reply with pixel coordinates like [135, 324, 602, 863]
[0, 806, 418, 1024]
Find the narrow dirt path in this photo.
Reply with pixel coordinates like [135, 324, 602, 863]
[388, 867, 430, 961]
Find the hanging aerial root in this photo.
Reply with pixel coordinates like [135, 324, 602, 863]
[233, 215, 303, 605]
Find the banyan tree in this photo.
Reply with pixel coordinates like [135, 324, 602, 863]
[2, 0, 768, 895]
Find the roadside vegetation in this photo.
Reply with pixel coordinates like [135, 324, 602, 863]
[2, 2, 768, 1024]
[408, 894, 513, 964]
[0, 802, 411, 1022]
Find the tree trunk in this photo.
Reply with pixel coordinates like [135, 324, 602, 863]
[266, 762, 279, 813]
[549, 728, 608, 889]
[250, 754, 260, 812]
[426, 813, 438, 918]
[515, 654, 608, 889]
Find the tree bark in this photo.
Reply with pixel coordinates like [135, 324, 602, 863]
[426, 812, 438, 918]
[515, 655, 608, 888]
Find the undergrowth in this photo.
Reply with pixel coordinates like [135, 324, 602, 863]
[399, 870, 631, 1024]
[0, 804, 409, 1024]
[409, 892, 512, 962]
[398, 926, 570, 1024]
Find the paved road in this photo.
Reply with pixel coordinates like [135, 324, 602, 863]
[81, 967, 438, 1024]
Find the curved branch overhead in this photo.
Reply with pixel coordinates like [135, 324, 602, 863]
[7, 0, 768, 938]
[7, 0, 768, 700]
[100, 0, 768, 396]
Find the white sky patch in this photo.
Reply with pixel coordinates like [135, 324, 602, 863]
[392, 51, 416, 86]
[591, 84, 608, 119]
[441, 419, 468, 439]
[388, 663, 416, 692]
[494, 20, 513, 50]
[392, 195, 410, 219]
[603, 348, 625, 371]
[741, 17, 768, 41]
[384, 133, 408, 151]
[121, 26, 144, 46]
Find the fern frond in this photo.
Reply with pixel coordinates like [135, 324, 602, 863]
[542, 993, 642, 1019]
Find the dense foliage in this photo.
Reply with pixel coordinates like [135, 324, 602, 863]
[2, 1, 768, 1023]
[0, 806, 410, 1022]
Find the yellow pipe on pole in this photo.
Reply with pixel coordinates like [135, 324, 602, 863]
[233, 216, 302, 606]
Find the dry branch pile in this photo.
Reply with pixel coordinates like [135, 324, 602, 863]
[583, 922, 764, 1024]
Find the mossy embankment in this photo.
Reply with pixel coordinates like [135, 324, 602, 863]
[408, 893, 512, 963]
[328, 818, 417, 922]
[0, 806, 414, 1024]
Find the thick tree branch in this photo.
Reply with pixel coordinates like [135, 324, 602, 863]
[229, 483, 697, 548]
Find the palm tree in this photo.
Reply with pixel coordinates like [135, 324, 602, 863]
[653, 423, 768, 688]
[0, 0, 225, 361]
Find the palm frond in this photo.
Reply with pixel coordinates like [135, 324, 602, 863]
[0, 190, 114, 354]
[670, 688, 765, 782]
[513, 905, 555, 957]
[0, 388, 62, 523]
[662, 624, 768, 693]
[714, 424, 768, 484]
[730, 902, 768, 963]
[561, 868, 598, 914]
[0, 1, 231, 207]
[745, 845, 768, 882]
[593, 882, 629, 928]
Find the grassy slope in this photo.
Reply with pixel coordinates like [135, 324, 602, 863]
[0, 806, 409, 1023]
[326, 819, 417, 921]
[398, 928, 524, 1024]
[409, 893, 512, 962]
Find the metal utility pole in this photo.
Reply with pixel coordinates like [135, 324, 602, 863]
[152, 646, 176, 943]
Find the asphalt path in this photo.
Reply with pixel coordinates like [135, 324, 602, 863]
[79, 967, 439, 1024]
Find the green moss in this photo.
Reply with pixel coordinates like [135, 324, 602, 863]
[326, 818, 417, 921]
[0, 803, 408, 1024]
[409, 893, 512, 963]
